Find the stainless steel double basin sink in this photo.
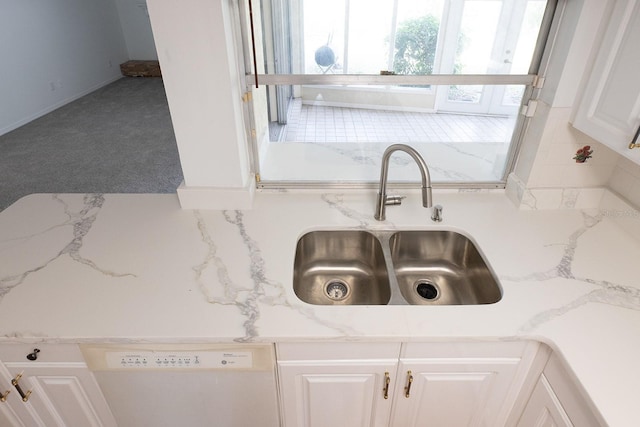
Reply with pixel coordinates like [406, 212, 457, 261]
[293, 230, 502, 305]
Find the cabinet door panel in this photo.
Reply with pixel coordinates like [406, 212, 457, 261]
[401, 371, 493, 426]
[278, 360, 397, 427]
[28, 374, 102, 427]
[0, 362, 45, 427]
[391, 357, 522, 427]
[517, 375, 572, 427]
[0, 402, 29, 427]
[4, 363, 115, 427]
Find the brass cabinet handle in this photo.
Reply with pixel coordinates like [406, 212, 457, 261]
[11, 373, 32, 402]
[629, 125, 640, 149]
[0, 389, 9, 402]
[404, 370, 414, 398]
[383, 372, 390, 399]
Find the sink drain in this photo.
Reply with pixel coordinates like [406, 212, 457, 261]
[415, 280, 439, 300]
[325, 280, 350, 301]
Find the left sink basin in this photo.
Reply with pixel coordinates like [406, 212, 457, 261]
[293, 230, 391, 305]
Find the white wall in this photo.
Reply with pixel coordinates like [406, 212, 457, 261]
[0, 0, 129, 136]
[507, 0, 624, 209]
[114, 0, 158, 59]
[609, 156, 640, 208]
[147, 0, 254, 209]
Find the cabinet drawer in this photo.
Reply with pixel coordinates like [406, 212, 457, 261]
[401, 340, 532, 358]
[277, 342, 401, 360]
[0, 343, 84, 363]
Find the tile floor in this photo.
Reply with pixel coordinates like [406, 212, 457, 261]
[279, 99, 515, 144]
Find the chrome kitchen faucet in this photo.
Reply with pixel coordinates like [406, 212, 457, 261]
[374, 144, 442, 222]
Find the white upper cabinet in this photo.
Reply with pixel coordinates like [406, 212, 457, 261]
[573, 0, 640, 163]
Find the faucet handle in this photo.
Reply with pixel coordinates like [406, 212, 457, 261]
[431, 205, 443, 222]
[385, 195, 405, 206]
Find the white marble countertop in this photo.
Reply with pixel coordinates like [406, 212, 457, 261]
[0, 190, 639, 425]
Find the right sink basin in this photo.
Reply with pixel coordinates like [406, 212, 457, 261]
[389, 230, 502, 305]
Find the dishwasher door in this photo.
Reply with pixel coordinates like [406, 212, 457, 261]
[80, 344, 280, 427]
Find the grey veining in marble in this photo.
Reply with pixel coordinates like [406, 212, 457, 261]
[0, 194, 135, 299]
[441, 142, 493, 164]
[503, 212, 601, 283]
[519, 284, 640, 333]
[321, 194, 374, 228]
[192, 210, 237, 305]
[520, 189, 539, 210]
[223, 210, 281, 342]
[504, 211, 640, 332]
[193, 209, 361, 342]
[561, 188, 580, 209]
[311, 143, 380, 166]
[429, 163, 475, 181]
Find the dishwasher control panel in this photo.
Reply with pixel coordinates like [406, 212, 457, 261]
[105, 351, 253, 369]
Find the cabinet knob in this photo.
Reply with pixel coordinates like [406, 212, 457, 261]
[26, 349, 40, 361]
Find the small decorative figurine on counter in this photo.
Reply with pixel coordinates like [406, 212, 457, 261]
[573, 145, 593, 163]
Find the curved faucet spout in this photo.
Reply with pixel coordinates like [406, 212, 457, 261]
[374, 144, 433, 221]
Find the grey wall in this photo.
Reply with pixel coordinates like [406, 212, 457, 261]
[0, 0, 129, 136]
[114, 0, 158, 60]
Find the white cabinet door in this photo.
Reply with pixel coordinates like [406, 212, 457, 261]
[517, 375, 573, 427]
[0, 345, 116, 427]
[3, 364, 116, 427]
[390, 341, 540, 427]
[0, 362, 44, 427]
[390, 357, 523, 427]
[278, 360, 398, 427]
[277, 342, 402, 427]
[0, 404, 28, 427]
[573, 0, 640, 162]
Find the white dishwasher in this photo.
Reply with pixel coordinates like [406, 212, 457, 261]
[80, 343, 280, 427]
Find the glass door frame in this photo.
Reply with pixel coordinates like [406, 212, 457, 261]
[435, 0, 544, 116]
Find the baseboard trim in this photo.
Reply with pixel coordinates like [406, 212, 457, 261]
[0, 74, 124, 137]
[176, 178, 256, 210]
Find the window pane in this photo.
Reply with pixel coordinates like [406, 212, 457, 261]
[453, 2, 502, 75]
[392, 9, 442, 76]
[303, 0, 346, 73]
[511, 1, 547, 74]
[346, 0, 393, 73]
[447, 85, 483, 104]
[275, 0, 546, 76]
[262, 85, 521, 183]
[253, 0, 553, 185]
